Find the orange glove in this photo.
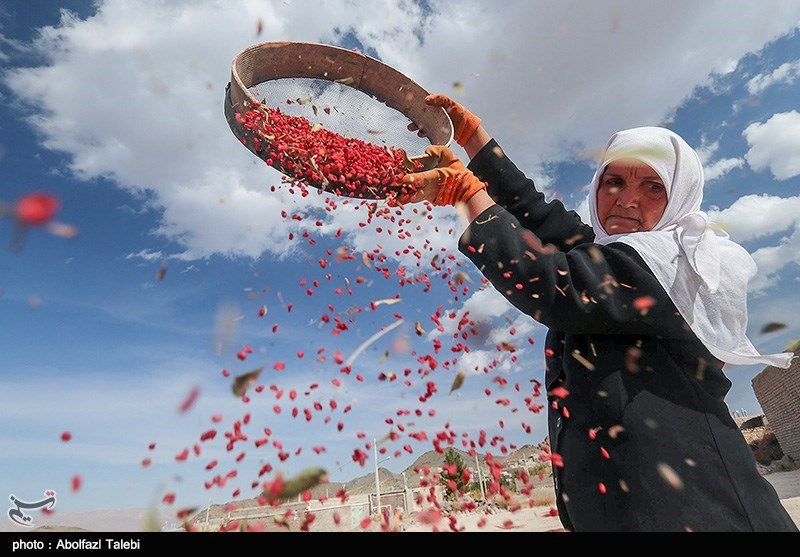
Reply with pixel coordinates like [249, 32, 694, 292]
[425, 94, 481, 147]
[399, 145, 487, 207]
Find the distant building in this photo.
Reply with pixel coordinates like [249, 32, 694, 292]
[751, 345, 800, 462]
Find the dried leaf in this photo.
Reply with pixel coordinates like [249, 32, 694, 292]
[656, 462, 684, 490]
[232, 366, 264, 397]
[760, 322, 787, 334]
[707, 221, 730, 233]
[625, 347, 642, 373]
[453, 272, 472, 285]
[45, 222, 79, 239]
[372, 297, 401, 309]
[564, 234, 585, 246]
[586, 245, 604, 264]
[571, 350, 595, 371]
[452, 82, 466, 95]
[414, 322, 426, 336]
[156, 264, 168, 281]
[449, 370, 466, 394]
[297, 96, 312, 105]
[143, 505, 161, 532]
[262, 467, 329, 502]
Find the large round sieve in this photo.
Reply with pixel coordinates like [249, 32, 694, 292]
[225, 41, 453, 200]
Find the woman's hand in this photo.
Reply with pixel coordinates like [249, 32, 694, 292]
[408, 94, 482, 147]
[398, 145, 487, 207]
[409, 94, 491, 159]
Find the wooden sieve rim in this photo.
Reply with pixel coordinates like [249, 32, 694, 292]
[227, 41, 454, 147]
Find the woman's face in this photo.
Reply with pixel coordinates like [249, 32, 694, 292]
[596, 159, 668, 234]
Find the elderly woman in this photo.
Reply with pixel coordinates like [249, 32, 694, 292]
[402, 96, 797, 532]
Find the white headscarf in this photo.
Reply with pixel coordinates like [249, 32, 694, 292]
[587, 126, 794, 369]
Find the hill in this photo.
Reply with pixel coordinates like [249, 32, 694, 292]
[308, 441, 552, 499]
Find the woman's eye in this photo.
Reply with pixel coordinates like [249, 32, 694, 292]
[601, 182, 620, 195]
[647, 182, 665, 194]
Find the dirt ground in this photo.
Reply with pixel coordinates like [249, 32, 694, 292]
[403, 468, 800, 532]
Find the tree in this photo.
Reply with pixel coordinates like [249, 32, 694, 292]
[439, 448, 469, 500]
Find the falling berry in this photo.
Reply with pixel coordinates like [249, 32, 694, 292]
[633, 296, 656, 315]
[178, 386, 201, 414]
[15, 193, 60, 226]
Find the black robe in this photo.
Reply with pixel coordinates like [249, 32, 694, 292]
[458, 140, 798, 532]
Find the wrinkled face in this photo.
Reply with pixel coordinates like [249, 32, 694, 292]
[596, 159, 668, 234]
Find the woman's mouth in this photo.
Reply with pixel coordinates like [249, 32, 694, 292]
[604, 215, 641, 232]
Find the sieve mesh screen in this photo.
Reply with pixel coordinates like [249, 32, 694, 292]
[248, 77, 432, 156]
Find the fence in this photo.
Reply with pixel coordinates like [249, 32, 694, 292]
[188, 487, 435, 532]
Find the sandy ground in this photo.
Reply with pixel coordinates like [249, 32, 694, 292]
[404, 468, 800, 532]
[404, 497, 800, 533]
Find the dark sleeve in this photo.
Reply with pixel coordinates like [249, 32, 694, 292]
[467, 139, 594, 252]
[458, 204, 696, 339]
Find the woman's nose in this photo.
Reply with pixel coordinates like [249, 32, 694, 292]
[615, 186, 639, 207]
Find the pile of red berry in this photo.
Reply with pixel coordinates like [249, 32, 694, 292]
[235, 101, 417, 201]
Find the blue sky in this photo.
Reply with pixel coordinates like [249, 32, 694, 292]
[1, 1, 799, 522]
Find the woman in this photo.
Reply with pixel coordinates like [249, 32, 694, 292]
[401, 96, 797, 532]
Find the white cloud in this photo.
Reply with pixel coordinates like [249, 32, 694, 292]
[748, 228, 800, 294]
[459, 349, 509, 375]
[432, 286, 518, 341]
[746, 59, 800, 95]
[427, 277, 546, 379]
[0, 36, 10, 64]
[125, 248, 164, 262]
[487, 313, 539, 346]
[707, 194, 800, 242]
[707, 194, 800, 294]
[743, 110, 800, 180]
[696, 139, 745, 183]
[0, 14, 27, 64]
[3, 0, 800, 263]
[703, 156, 745, 183]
